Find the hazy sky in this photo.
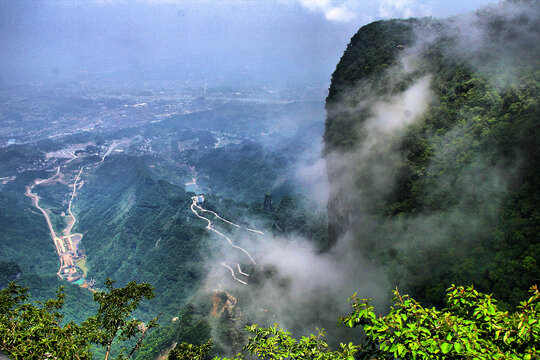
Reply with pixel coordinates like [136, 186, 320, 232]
[0, 0, 498, 87]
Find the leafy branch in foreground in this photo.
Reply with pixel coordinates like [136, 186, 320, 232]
[0, 282, 91, 359]
[0, 279, 158, 360]
[1, 282, 537, 359]
[167, 339, 214, 360]
[169, 284, 539, 359]
[83, 278, 158, 360]
[340, 284, 539, 359]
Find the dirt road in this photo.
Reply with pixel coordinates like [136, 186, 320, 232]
[25, 186, 57, 242]
[64, 167, 83, 235]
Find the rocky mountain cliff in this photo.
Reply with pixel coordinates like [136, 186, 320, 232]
[323, 0, 540, 307]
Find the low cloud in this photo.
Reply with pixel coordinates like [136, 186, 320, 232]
[201, 228, 388, 347]
[296, 0, 434, 23]
[291, 139, 329, 209]
[292, 155, 329, 209]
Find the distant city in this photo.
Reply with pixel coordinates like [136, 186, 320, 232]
[0, 82, 327, 147]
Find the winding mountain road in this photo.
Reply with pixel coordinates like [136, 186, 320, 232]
[190, 197, 262, 285]
[24, 142, 126, 289]
[191, 200, 257, 264]
[220, 262, 248, 285]
[237, 264, 249, 277]
[194, 203, 265, 235]
[100, 141, 121, 163]
[194, 204, 240, 228]
[25, 186, 57, 244]
[25, 166, 63, 239]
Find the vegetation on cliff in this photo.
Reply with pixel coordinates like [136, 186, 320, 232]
[324, 0, 540, 308]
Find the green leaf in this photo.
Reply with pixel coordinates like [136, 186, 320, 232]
[397, 344, 406, 356]
[441, 342, 451, 354]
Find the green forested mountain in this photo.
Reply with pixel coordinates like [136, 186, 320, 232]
[324, 0, 540, 308]
[76, 155, 210, 317]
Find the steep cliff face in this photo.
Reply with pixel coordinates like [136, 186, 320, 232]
[324, 1, 540, 307]
[325, 19, 417, 248]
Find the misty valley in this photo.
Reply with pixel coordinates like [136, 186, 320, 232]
[0, 84, 331, 358]
[0, 0, 539, 359]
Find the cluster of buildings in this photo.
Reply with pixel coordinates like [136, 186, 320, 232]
[55, 234, 85, 283]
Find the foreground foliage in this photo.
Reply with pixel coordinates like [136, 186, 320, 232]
[0, 279, 156, 360]
[168, 285, 539, 360]
[0, 283, 91, 359]
[1, 281, 537, 359]
[342, 285, 539, 360]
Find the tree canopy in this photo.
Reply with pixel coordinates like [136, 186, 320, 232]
[5, 279, 535, 359]
[0, 279, 157, 360]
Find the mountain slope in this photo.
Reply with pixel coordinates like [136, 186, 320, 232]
[76, 155, 211, 316]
